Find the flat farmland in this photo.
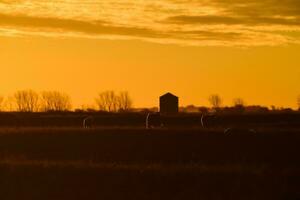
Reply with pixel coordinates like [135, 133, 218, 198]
[0, 127, 299, 200]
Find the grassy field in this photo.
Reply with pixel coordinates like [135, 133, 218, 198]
[0, 127, 300, 200]
[0, 112, 299, 128]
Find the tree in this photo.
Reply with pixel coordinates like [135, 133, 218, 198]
[208, 94, 222, 109]
[14, 90, 39, 112]
[95, 91, 119, 112]
[95, 91, 133, 112]
[118, 91, 133, 112]
[232, 98, 246, 113]
[41, 91, 72, 112]
[233, 98, 245, 107]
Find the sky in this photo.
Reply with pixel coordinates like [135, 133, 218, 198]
[0, 0, 299, 109]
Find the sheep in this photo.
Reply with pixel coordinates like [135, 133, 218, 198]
[200, 113, 218, 128]
[83, 116, 94, 129]
[201, 114, 257, 134]
[146, 112, 162, 129]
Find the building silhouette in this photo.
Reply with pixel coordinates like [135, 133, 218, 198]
[159, 93, 179, 114]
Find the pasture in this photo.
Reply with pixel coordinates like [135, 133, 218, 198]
[0, 126, 299, 199]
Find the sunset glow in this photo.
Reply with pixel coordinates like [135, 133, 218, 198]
[0, 0, 299, 109]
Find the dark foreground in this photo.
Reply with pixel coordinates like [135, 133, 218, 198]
[0, 128, 300, 200]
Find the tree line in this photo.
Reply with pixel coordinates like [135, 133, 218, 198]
[208, 94, 300, 111]
[0, 90, 298, 112]
[208, 94, 245, 109]
[0, 90, 132, 112]
[95, 91, 132, 112]
[0, 90, 72, 112]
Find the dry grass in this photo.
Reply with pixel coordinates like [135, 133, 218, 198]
[0, 127, 299, 199]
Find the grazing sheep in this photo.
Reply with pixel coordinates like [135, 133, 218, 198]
[200, 114, 218, 128]
[83, 116, 94, 129]
[146, 113, 162, 129]
[201, 114, 257, 134]
[201, 114, 205, 128]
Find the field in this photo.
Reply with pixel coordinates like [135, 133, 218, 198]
[0, 113, 300, 200]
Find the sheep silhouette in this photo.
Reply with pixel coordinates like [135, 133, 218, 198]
[146, 112, 162, 129]
[83, 116, 94, 129]
[201, 114, 220, 128]
[201, 114, 257, 134]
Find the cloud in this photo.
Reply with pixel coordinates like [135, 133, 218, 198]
[166, 15, 300, 26]
[0, 0, 300, 46]
[0, 14, 167, 38]
[165, 0, 300, 26]
[0, 0, 21, 4]
[211, 0, 300, 17]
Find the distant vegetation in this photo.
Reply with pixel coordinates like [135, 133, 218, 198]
[0, 90, 133, 113]
[95, 91, 133, 112]
[6, 90, 72, 112]
[0, 89, 299, 113]
[41, 91, 72, 112]
[208, 94, 222, 109]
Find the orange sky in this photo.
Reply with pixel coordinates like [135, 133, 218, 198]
[1, 36, 299, 109]
[0, 0, 300, 109]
